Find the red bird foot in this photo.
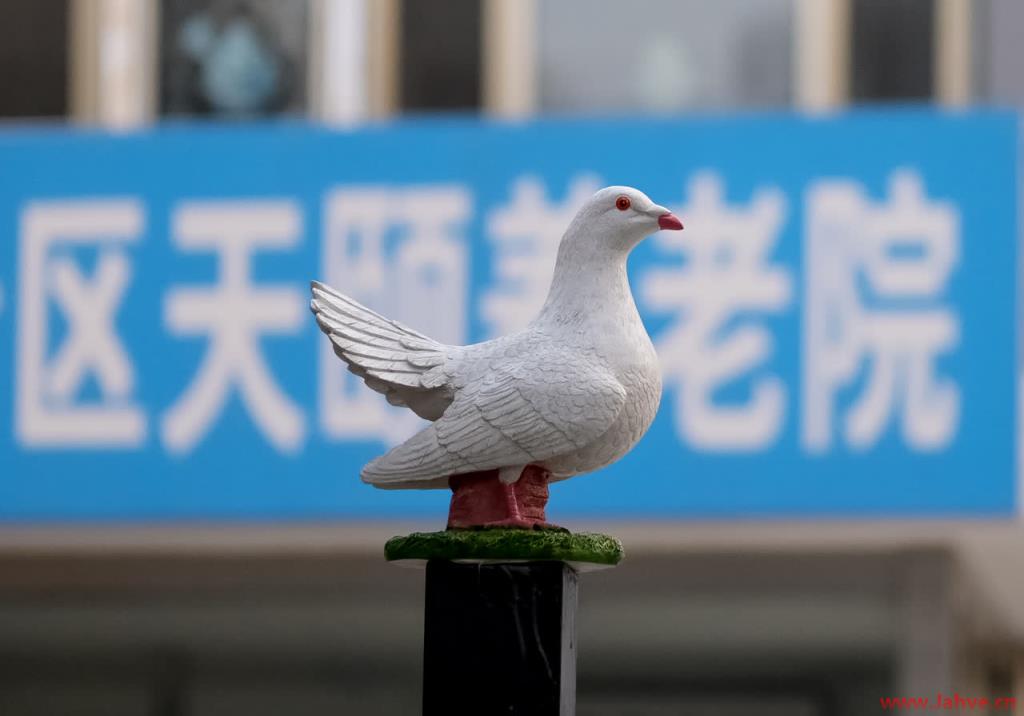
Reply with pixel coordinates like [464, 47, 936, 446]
[447, 465, 557, 530]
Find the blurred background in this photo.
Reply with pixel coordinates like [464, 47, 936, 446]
[1, 1, 1024, 714]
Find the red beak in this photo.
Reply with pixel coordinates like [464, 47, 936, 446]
[658, 212, 683, 231]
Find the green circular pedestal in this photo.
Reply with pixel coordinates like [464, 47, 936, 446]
[385, 528, 623, 571]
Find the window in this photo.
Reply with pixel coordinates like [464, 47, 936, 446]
[399, 0, 482, 112]
[0, 1, 69, 119]
[159, 0, 309, 118]
[536, 0, 794, 114]
[850, 0, 935, 102]
[972, 0, 1024, 105]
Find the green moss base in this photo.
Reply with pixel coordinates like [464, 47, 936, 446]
[385, 528, 623, 570]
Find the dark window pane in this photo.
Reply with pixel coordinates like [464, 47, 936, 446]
[0, 1, 68, 118]
[851, 0, 935, 101]
[159, 0, 309, 118]
[400, 0, 481, 111]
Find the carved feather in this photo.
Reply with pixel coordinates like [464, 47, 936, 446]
[310, 281, 454, 420]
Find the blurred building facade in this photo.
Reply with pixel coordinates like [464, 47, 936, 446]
[1, 2, 1024, 715]
[4, 0, 1024, 125]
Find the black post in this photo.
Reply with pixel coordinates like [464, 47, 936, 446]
[422, 560, 578, 716]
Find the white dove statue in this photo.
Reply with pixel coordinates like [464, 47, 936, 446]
[311, 186, 683, 529]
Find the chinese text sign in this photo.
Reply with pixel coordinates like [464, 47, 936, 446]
[0, 112, 1016, 520]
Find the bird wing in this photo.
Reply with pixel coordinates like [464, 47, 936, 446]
[310, 281, 454, 420]
[361, 354, 627, 489]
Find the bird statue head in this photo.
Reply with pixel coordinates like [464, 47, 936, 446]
[560, 186, 683, 257]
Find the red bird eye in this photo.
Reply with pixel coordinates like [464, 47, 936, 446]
[615, 195, 631, 211]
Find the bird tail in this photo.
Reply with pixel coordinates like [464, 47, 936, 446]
[360, 424, 455, 490]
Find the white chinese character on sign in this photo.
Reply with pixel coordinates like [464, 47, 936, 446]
[642, 172, 792, 450]
[803, 171, 960, 452]
[482, 175, 601, 336]
[161, 201, 306, 454]
[16, 200, 146, 447]
[320, 186, 470, 446]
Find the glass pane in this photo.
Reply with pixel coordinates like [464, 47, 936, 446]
[537, 0, 794, 113]
[973, 0, 1024, 105]
[0, 0, 69, 119]
[400, 0, 482, 111]
[850, 0, 935, 101]
[159, 0, 309, 118]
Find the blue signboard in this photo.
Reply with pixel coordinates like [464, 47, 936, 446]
[0, 111, 1017, 520]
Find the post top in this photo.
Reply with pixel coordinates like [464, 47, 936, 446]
[385, 528, 623, 572]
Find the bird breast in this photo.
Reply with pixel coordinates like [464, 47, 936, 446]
[543, 312, 662, 479]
